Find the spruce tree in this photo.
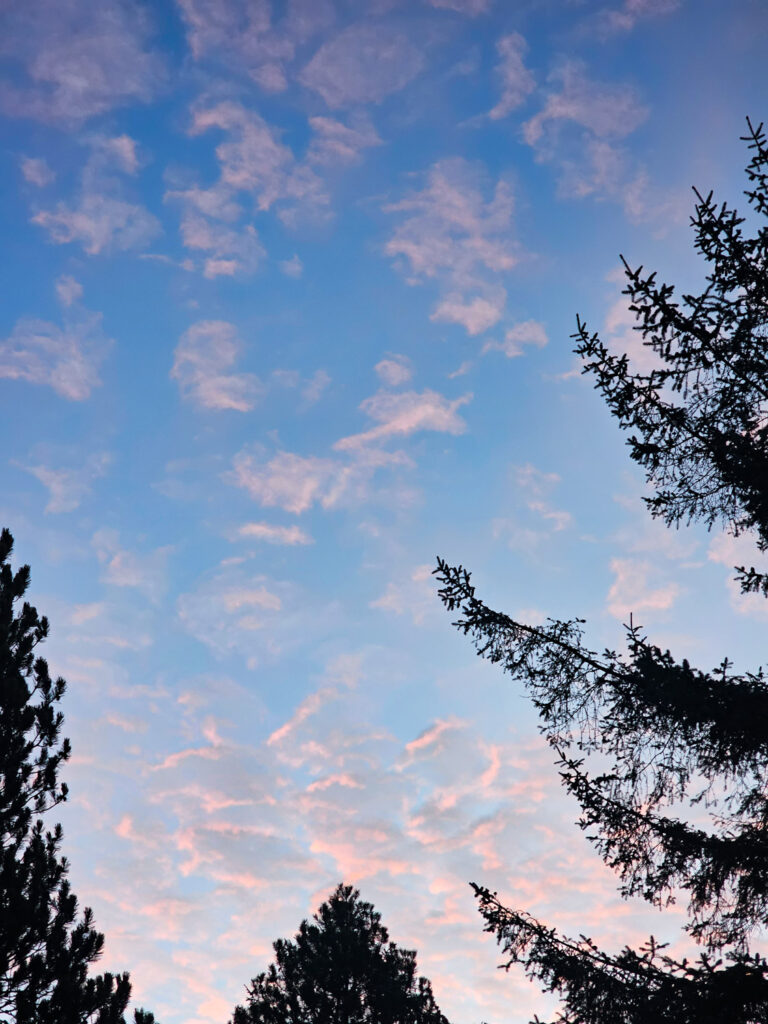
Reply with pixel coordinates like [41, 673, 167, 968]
[435, 119, 768, 1022]
[0, 528, 153, 1024]
[231, 883, 451, 1024]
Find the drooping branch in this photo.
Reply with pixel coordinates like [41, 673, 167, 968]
[472, 885, 768, 1024]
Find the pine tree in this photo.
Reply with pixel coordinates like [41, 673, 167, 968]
[231, 883, 451, 1024]
[435, 119, 768, 1023]
[0, 528, 154, 1024]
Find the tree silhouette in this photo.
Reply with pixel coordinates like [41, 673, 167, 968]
[0, 528, 154, 1024]
[435, 120, 768, 1023]
[231, 883, 451, 1024]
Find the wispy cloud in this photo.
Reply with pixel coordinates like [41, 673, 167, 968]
[482, 319, 548, 358]
[307, 114, 382, 166]
[370, 564, 437, 624]
[300, 23, 424, 108]
[55, 275, 83, 307]
[190, 101, 329, 221]
[92, 528, 170, 601]
[595, 0, 680, 35]
[175, 0, 334, 93]
[385, 158, 518, 335]
[32, 135, 159, 255]
[606, 557, 680, 619]
[171, 321, 262, 411]
[0, 0, 163, 123]
[21, 451, 111, 513]
[334, 389, 471, 450]
[20, 156, 55, 186]
[0, 311, 111, 400]
[236, 522, 314, 546]
[520, 62, 675, 223]
[488, 33, 535, 120]
[375, 355, 413, 387]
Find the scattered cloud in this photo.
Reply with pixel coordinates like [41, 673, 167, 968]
[176, 563, 334, 666]
[334, 388, 471, 450]
[708, 532, 768, 620]
[230, 450, 351, 514]
[426, 0, 492, 12]
[0, 312, 111, 400]
[0, 0, 164, 123]
[279, 254, 303, 277]
[523, 62, 647, 146]
[385, 158, 518, 336]
[175, 0, 334, 93]
[307, 114, 382, 166]
[488, 33, 535, 120]
[171, 320, 262, 411]
[482, 319, 548, 358]
[55, 275, 83, 307]
[237, 522, 314, 546]
[300, 23, 424, 108]
[375, 355, 413, 387]
[20, 156, 55, 186]
[371, 564, 437, 624]
[92, 528, 170, 601]
[190, 101, 329, 222]
[596, 0, 680, 35]
[32, 135, 159, 255]
[21, 451, 111, 513]
[33, 195, 159, 255]
[606, 557, 680, 619]
[521, 62, 676, 223]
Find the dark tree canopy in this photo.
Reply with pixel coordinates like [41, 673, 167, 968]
[231, 883, 451, 1024]
[435, 121, 768, 1024]
[0, 528, 153, 1024]
[574, 117, 768, 594]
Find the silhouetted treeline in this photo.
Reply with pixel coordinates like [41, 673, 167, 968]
[436, 118, 768, 1023]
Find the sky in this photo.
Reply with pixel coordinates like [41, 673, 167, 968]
[1, 1, 767, 1021]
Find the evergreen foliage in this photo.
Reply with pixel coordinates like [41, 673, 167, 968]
[0, 528, 153, 1024]
[231, 883, 451, 1024]
[435, 120, 768, 1022]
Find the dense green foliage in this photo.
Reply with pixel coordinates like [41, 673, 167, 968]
[0, 528, 152, 1024]
[231, 884, 450, 1024]
[436, 120, 768, 1023]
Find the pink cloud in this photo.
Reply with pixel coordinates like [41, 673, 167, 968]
[21, 450, 110, 513]
[335, 389, 471, 450]
[190, 101, 328, 220]
[55, 275, 83, 307]
[370, 564, 438, 625]
[175, 0, 334, 92]
[92, 528, 170, 601]
[488, 33, 535, 119]
[33, 195, 159, 255]
[375, 355, 413, 387]
[0, 0, 163, 123]
[171, 321, 262, 412]
[300, 23, 424, 108]
[237, 522, 313, 546]
[482, 319, 548, 357]
[307, 114, 382, 166]
[385, 158, 518, 336]
[606, 557, 680, 619]
[427, 0, 492, 11]
[524, 62, 647, 145]
[20, 156, 55, 186]
[230, 450, 347, 514]
[0, 312, 111, 400]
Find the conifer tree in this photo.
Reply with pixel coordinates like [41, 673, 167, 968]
[231, 883, 451, 1024]
[0, 528, 153, 1024]
[435, 119, 768, 1023]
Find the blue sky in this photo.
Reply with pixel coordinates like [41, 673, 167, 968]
[1, 1, 767, 1021]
